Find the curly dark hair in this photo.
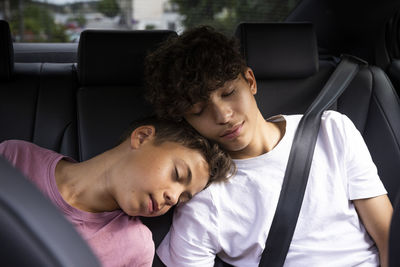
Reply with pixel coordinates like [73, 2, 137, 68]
[121, 116, 235, 184]
[145, 25, 247, 121]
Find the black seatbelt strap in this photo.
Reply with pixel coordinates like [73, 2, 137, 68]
[259, 55, 367, 267]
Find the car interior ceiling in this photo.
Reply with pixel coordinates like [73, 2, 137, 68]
[1, 1, 400, 266]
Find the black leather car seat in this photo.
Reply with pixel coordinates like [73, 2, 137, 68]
[76, 29, 177, 267]
[76, 29, 177, 161]
[0, 19, 98, 266]
[378, 10, 400, 99]
[0, 20, 78, 160]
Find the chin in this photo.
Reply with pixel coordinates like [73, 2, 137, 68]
[222, 140, 249, 153]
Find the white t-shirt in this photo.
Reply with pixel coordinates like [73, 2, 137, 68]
[157, 111, 387, 267]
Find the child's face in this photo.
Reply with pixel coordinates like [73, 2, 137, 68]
[115, 136, 209, 217]
[184, 68, 261, 158]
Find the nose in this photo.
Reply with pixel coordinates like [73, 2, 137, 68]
[212, 102, 232, 125]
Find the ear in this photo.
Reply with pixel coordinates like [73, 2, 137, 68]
[244, 67, 257, 95]
[130, 125, 156, 149]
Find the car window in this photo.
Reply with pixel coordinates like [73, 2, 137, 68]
[0, 0, 300, 42]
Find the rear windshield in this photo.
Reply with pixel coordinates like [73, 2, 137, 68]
[1, 0, 300, 42]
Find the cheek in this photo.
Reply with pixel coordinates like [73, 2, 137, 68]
[116, 188, 138, 216]
[234, 96, 256, 122]
[157, 205, 172, 216]
[194, 123, 217, 140]
[186, 117, 212, 135]
[236, 91, 253, 110]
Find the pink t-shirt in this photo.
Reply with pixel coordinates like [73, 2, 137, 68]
[0, 140, 155, 267]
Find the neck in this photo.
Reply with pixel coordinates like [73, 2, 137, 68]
[55, 148, 121, 213]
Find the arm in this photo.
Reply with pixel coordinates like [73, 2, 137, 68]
[337, 113, 393, 267]
[354, 195, 393, 267]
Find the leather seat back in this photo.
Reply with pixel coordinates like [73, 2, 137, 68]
[76, 30, 178, 266]
[0, 20, 78, 160]
[76, 29, 177, 161]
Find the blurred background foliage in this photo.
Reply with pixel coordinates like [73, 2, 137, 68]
[172, 0, 297, 35]
[0, 0, 297, 42]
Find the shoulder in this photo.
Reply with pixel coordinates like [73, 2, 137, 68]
[0, 140, 44, 163]
[0, 140, 60, 164]
[175, 186, 216, 220]
[123, 216, 154, 242]
[272, 111, 354, 134]
[319, 110, 359, 142]
[326, 110, 362, 137]
[129, 218, 155, 263]
[88, 214, 155, 267]
[321, 110, 354, 129]
[0, 139, 52, 155]
[178, 178, 240, 217]
[157, 187, 222, 265]
[0, 139, 35, 153]
[136, 218, 154, 243]
[171, 185, 221, 239]
[121, 216, 155, 261]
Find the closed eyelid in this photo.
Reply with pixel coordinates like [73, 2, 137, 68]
[183, 162, 192, 185]
[174, 166, 179, 180]
[174, 159, 192, 185]
[186, 168, 192, 185]
[222, 88, 235, 96]
[193, 108, 204, 116]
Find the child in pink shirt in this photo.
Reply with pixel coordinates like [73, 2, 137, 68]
[0, 116, 233, 267]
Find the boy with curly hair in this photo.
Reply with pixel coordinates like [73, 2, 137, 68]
[145, 26, 393, 266]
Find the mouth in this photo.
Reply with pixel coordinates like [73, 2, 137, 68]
[149, 194, 159, 214]
[148, 195, 154, 213]
[220, 121, 244, 140]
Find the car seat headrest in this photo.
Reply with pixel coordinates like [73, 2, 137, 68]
[235, 22, 319, 79]
[77, 29, 177, 86]
[0, 20, 14, 81]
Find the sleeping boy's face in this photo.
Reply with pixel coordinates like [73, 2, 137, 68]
[113, 127, 209, 217]
[184, 68, 259, 158]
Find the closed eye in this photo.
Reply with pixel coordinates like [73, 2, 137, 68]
[174, 166, 180, 181]
[222, 89, 235, 97]
[193, 108, 204, 116]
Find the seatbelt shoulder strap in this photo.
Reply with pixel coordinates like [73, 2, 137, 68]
[259, 55, 367, 267]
